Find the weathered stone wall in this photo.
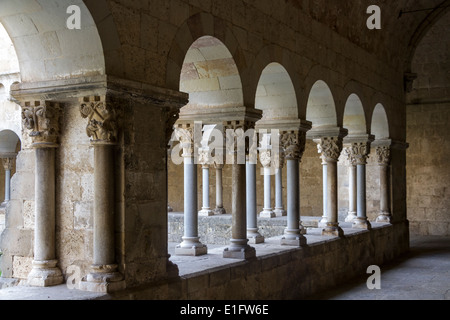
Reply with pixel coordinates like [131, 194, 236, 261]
[406, 11, 450, 236]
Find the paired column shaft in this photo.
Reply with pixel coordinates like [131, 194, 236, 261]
[214, 165, 226, 215]
[246, 159, 264, 244]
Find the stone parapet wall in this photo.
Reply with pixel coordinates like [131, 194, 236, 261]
[113, 221, 410, 300]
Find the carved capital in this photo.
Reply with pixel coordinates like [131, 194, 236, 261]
[376, 146, 391, 166]
[174, 124, 194, 157]
[21, 101, 61, 146]
[317, 136, 343, 162]
[344, 142, 371, 166]
[198, 149, 213, 166]
[2, 157, 14, 171]
[80, 96, 118, 144]
[259, 150, 272, 168]
[280, 131, 306, 161]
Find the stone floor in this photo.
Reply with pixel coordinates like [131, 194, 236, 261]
[0, 232, 448, 300]
[306, 235, 450, 300]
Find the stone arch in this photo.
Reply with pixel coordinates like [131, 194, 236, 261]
[371, 103, 390, 140]
[247, 44, 305, 111]
[343, 94, 367, 136]
[166, 12, 246, 93]
[0, 129, 20, 156]
[255, 62, 298, 121]
[179, 35, 243, 109]
[305, 80, 338, 129]
[0, 0, 106, 82]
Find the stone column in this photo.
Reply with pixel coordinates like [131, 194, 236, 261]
[342, 147, 357, 222]
[280, 131, 307, 246]
[318, 158, 328, 228]
[214, 163, 226, 215]
[273, 152, 286, 217]
[174, 124, 207, 256]
[198, 150, 214, 217]
[223, 121, 255, 260]
[78, 96, 125, 292]
[21, 101, 63, 287]
[259, 150, 275, 218]
[376, 146, 392, 223]
[1, 157, 14, 207]
[349, 142, 372, 230]
[246, 155, 264, 244]
[317, 137, 344, 237]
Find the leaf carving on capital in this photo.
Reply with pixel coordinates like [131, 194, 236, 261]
[349, 142, 370, 165]
[317, 137, 343, 162]
[21, 101, 61, 145]
[165, 107, 180, 146]
[198, 149, 213, 166]
[80, 97, 118, 144]
[2, 158, 14, 171]
[376, 146, 391, 166]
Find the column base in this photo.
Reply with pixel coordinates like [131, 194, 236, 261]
[175, 237, 208, 256]
[318, 216, 328, 228]
[322, 224, 344, 237]
[345, 212, 357, 222]
[27, 260, 63, 287]
[214, 207, 226, 215]
[78, 264, 126, 293]
[199, 208, 215, 217]
[352, 217, 372, 230]
[260, 209, 276, 219]
[247, 229, 265, 244]
[273, 208, 286, 217]
[376, 212, 392, 223]
[281, 230, 307, 247]
[223, 239, 256, 260]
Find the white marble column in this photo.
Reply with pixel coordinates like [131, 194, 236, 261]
[317, 137, 344, 237]
[21, 101, 63, 287]
[259, 150, 275, 218]
[78, 96, 125, 293]
[214, 164, 226, 215]
[350, 142, 372, 230]
[199, 150, 214, 217]
[376, 146, 392, 223]
[246, 156, 264, 244]
[280, 131, 307, 246]
[175, 125, 207, 256]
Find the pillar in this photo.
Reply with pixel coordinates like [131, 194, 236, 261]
[350, 142, 372, 230]
[224, 121, 255, 260]
[78, 96, 125, 293]
[273, 154, 286, 217]
[259, 150, 275, 218]
[246, 156, 264, 244]
[376, 146, 392, 223]
[175, 124, 207, 256]
[214, 164, 226, 215]
[1, 157, 14, 207]
[21, 101, 63, 287]
[280, 131, 307, 246]
[199, 150, 214, 217]
[343, 147, 357, 222]
[318, 159, 328, 228]
[317, 137, 344, 237]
